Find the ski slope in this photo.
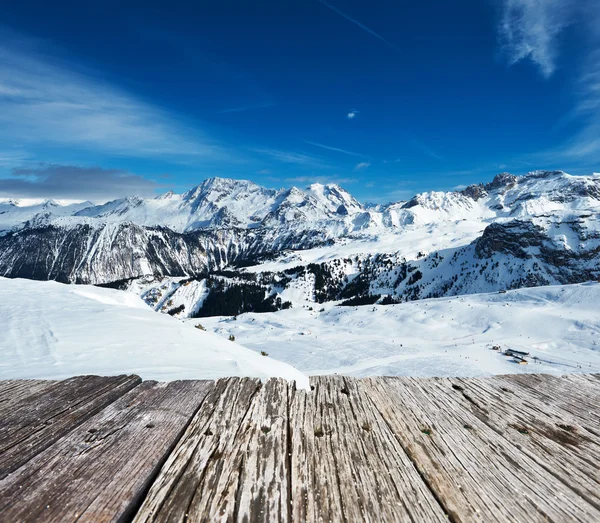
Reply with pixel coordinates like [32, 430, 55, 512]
[198, 282, 600, 378]
[0, 277, 309, 388]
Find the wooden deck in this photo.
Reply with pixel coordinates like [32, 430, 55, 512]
[1, 374, 599, 522]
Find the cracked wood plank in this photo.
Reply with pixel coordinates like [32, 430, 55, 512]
[0, 374, 141, 479]
[440, 376, 600, 512]
[0, 379, 58, 416]
[362, 376, 600, 522]
[496, 374, 600, 427]
[133, 377, 271, 523]
[289, 375, 447, 523]
[0, 379, 212, 522]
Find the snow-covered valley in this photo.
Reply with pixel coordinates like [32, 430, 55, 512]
[198, 282, 600, 378]
[1, 169, 599, 384]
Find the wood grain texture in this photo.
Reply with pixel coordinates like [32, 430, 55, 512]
[133, 377, 266, 523]
[0, 379, 212, 523]
[0, 374, 141, 479]
[362, 376, 600, 522]
[497, 373, 600, 426]
[0, 373, 598, 523]
[289, 375, 447, 523]
[0, 379, 57, 416]
[442, 376, 600, 511]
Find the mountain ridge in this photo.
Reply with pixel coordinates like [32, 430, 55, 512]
[0, 171, 598, 305]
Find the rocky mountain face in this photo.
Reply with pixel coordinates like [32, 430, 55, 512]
[0, 172, 599, 306]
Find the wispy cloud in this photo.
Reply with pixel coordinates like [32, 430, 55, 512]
[284, 175, 357, 186]
[347, 110, 358, 119]
[554, 48, 600, 159]
[497, 1, 600, 161]
[252, 148, 329, 168]
[0, 163, 162, 200]
[317, 0, 402, 52]
[304, 140, 366, 157]
[410, 139, 444, 161]
[354, 161, 370, 170]
[498, 0, 574, 78]
[218, 102, 276, 114]
[0, 36, 226, 162]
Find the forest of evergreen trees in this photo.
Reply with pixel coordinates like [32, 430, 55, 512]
[191, 278, 291, 317]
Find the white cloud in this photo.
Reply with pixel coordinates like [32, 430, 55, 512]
[304, 140, 366, 157]
[347, 111, 358, 119]
[557, 49, 600, 158]
[317, 0, 402, 53]
[498, 0, 574, 77]
[0, 40, 226, 161]
[252, 148, 329, 168]
[0, 163, 162, 200]
[284, 175, 357, 185]
[218, 102, 276, 114]
[501, 1, 600, 162]
[354, 161, 371, 170]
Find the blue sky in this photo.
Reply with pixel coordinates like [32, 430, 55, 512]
[0, 0, 598, 202]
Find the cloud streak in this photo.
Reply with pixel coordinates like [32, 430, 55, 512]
[354, 161, 370, 170]
[317, 0, 402, 52]
[284, 175, 357, 186]
[498, 0, 574, 78]
[498, 1, 600, 161]
[0, 36, 226, 162]
[218, 102, 276, 114]
[0, 164, 162, 200]
[304, 140, 366, 157]
[252, 148, 330, 168]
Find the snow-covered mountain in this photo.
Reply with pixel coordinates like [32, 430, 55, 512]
[0, 171, 599, 302]
[70, 177, 365, 233]
[0, 198, 92, 234]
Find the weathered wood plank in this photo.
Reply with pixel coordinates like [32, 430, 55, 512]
[0, 379, 58, 416]
[0, 380, 212, 522]
[440, 376, 600, 511]
[133, 377, 265, 522]
[362, 376, 600, 522]
[563, 372, 600, 392]
[0, 374, 141, 479]
[496, 373, 600, 426]
[289, 375, 447, 523]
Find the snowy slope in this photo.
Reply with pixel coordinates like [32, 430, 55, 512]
[0, 277, 309, 388]
[198, 282, 600, 378]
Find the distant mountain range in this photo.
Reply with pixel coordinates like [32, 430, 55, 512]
[0, 170, 599, 315]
